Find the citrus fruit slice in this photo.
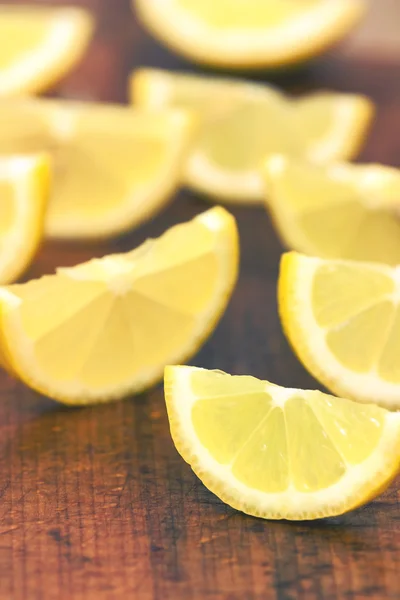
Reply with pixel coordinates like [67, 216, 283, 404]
[279, 251, 400, 409]
[164, 365, 400, 520]
[0, 208, 238, 405]
[264, 156, 400, 264]
[0, 5, 93, 96]
[132, 69, 373, 202]
[0, 154, 50, 285]
[0, 99, 194, 239]
[134, 0, 365, 69]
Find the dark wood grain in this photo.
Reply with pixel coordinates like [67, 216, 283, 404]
[0, 1, 399, 598]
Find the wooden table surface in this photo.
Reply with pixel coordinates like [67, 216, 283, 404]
[0, 1, 399, 598]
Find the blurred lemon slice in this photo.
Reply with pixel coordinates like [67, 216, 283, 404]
[0, 99, 194, 239]
[134, 0, 365, 69]
[264, 156, 400, 263]
[132, 69, 373, 202]
[0, 208, 238, 405]
[280, 251, 400, 410]
[0, 154, 49, 284]
[164, 365, 400, 520]
[0, 5, 93, 96]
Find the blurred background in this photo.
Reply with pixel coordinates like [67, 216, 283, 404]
[2, 0, 400, 103]
[5, 0, 398, 287]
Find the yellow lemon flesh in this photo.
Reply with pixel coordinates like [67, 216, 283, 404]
[280, 251, 400, 410]
[0, 6, 93, 96]
[0, 99, 194, 239]
[0, 208, 238, 405]
[265, 156, 400, 264]
[164, 365, 400, 520]
[134, 0, 365, 69]
[0, 154, 50, 284]
[132, 69, 373, 202]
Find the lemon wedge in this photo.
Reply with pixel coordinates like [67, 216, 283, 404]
[279, 251, 400, 410]
[0, 208, 238, 405]
[0, 99, 194, 239]
[264, 156, 400, 263]
[0, 5, 93, 96]
[132, 69, 373, 202]
[0, 154, 50, 285]
[164, 365, 400, 520]
[134, 0, 365, 69]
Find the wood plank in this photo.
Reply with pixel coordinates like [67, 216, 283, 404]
[0, 1, 399, 598]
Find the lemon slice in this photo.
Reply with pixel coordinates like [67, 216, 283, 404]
[279, 251, 400, 409]
[132, 69, 373, 202]
[0, 6, 93, 96]
[0, 98, 194, 239]
[0, 208, 238, 405]
[134, 0, 365, 69]
[164, 365, 400, 520]
[0, 154, 50, 285]
[264, 156, 400, 264]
